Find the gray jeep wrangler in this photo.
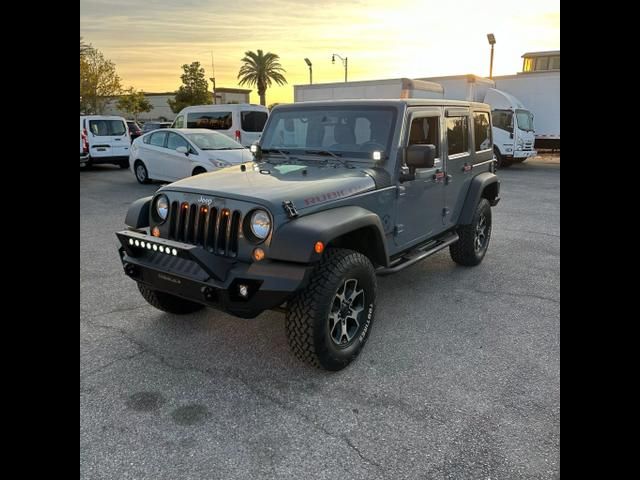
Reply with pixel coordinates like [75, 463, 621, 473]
[117, 100, 500, 371]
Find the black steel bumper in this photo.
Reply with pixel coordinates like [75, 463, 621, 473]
[116, 230, 313, 318]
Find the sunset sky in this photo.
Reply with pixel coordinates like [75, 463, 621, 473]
[80, 0, 560, 105]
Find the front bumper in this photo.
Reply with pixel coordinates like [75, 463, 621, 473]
[513, 149, 537, 159]
[116, 230, 313, 318]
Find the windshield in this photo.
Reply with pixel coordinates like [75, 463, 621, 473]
[184, 131, 244, 150]
[260, 106, 397, 161]
[515, 110, 534, 132]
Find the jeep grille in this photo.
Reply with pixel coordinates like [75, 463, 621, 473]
[168, 201, 241, 257]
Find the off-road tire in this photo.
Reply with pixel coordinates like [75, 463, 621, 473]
[450, 198, 492, 266]
[137, 283, 204, 314]
[285, 248, 377, 371]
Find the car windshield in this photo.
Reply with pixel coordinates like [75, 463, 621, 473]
[260, 106, 397, 161]
[184, 131, 244, 150]
[516, 110, 534, 132]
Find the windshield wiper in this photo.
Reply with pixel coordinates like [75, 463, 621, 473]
[261, 148, 296, 163]
[304, 150, 350, 167]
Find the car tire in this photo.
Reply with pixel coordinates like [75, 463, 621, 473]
[285, 248, 377, 371]
[134, 160, 151, 184]
[192, 167, 207, 176]
[119, 159, 130, 169]
[137, 283, 204, 314]
[450, 198, 492, 267]
[494, 149, 512, 169]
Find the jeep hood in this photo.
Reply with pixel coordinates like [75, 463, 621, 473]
[161, 162, 376, 212]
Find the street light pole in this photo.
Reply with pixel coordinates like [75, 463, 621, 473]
[332, 53, 348, 82]
[304, 58, 313, 84]
[487, 33, 496, 79]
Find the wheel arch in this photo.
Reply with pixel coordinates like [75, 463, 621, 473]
[268, 206, 390, 267]
[458, 172, 500, 225]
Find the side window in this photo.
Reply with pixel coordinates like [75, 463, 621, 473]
[166, 132, 190, 151]
[492, 110, 513, 133]
[174, 115, 184, 128]
[89, 120, 109, 136]
[473, 112, 492, 151]
[149, 131, 168, 147]
[408, 116, 440, 159]
[187, 112, 232, 130]
[446, 116, 469, 156]
[241, 111, 268, 132]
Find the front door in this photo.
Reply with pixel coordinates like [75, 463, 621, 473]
[394, 108, 446, 249]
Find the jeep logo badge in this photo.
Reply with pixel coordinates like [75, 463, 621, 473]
[197, 196, 213, 206]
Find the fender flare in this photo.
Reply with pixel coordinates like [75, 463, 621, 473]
[268, 206, 389, 266]
[125, 196, 152, 229]
[458, 172, 500, 224]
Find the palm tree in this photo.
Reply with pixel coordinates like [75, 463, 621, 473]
[237, 50, 287, 106]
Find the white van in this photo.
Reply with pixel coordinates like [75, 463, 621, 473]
[171, 104, 269, 147]
[80, 115, 131, 168]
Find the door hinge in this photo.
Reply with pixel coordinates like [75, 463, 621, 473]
[282, 200, 298, 218]
[442, 208, 450, 217]
[393, 224, 404, 236]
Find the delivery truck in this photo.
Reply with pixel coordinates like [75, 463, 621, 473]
[293, 78, 444, 102]
[418, 75, 537, 167]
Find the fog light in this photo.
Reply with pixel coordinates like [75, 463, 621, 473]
[372, 150, 382, 161]
[252, 247, 265, 261]
[238, 284, 249, 298]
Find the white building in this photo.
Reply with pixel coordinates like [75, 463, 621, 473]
[103, 87, 253, 121]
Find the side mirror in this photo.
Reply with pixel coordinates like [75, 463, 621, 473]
[406, 144, 436, 170]
[176, 146, 189, 155]
[250, 143, 262, 161]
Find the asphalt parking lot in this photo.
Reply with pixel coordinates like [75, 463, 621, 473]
[80, 158, 560, 480]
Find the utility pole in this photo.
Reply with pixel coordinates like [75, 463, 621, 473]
[209, 51, 217, 104]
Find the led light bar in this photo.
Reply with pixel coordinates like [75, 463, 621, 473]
[129, 237, 179, 256]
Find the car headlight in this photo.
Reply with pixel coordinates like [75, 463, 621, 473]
[155, 194, 169, 222]
[250, 210, 271, 240]
[210, 158, 230, 168]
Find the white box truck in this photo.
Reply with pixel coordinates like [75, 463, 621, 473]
[493, 70, 560, 150]
[418, 75, 537, 167]
[293, 78, 444, 103]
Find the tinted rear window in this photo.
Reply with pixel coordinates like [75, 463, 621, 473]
[89, 120, 127, 136]
[187, 112, 232, 130]
[241, 111, 268, 132]
[148, 131, 168, 147]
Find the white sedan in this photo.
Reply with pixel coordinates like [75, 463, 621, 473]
[129, 128, 254, 184]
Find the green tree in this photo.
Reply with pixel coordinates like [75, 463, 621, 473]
[116, 87, 153, 121]
[167, 62, 210, 113]
[237, 50, 287, 106]
[80, 47, 122, 114]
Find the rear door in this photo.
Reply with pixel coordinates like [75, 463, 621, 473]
[143, 131, 170, 179]
[443, 108, 473, 227]
[87, 118, 129, 159]
[239, 109, 268, 146]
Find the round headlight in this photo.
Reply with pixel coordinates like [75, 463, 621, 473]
[250, 210, 271, 240]
[155, 195, 169, 221]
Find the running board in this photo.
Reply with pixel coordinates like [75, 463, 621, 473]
[376, 232, 459, 276]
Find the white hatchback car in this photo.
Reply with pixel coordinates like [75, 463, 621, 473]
[129, 128, 253, 184]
